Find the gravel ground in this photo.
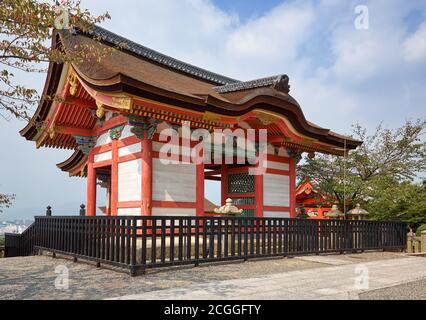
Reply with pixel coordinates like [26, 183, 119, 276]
[0, 251, 411, 300]
[359, 278, 426, 300]
[0, 254, 324, 300]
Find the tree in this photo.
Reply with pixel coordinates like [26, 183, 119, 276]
[297, 119, 426, 223]
[1, 0, 111, 212]
[0, 193, 15, 213]
[0, 0, 111, 121]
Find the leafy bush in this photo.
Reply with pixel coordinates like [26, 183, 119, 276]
[416, 224, 426, 236]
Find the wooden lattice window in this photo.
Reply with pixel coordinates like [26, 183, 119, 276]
[228, 172, 254, 194]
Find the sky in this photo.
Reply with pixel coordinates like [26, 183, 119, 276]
[1, 0, 426, 220]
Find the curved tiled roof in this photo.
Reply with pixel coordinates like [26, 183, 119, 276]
[86, 25, 238, 86]
[214, 75, 290, 94]
[21, 25, 362, 167]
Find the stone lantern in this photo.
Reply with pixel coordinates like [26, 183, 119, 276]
[214, 198, 243, 216]
[347, 204, 369, 220]
[324, 204, 344, 219]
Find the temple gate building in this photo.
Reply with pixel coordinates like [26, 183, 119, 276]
[295, 179, 336, 219]
[21, 26, 361, 218]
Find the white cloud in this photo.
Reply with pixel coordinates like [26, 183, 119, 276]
[403, 21, 426, 62]
[226, 2, 315, 63]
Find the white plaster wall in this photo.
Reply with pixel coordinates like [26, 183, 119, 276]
[152, 207, 196, 216]
[94, 151, 112, 162]
[263, 211, 290, 218]
[267, 145, 289, 157]
[95, 131, 111, 147]
[119, 142, 141, 157]
[278, 147, 289, 157]
[105, 112, 114, 121]
[117, 208, 140, 215]
[120, 125, 134, 139]
[118, 159, 142, 202]
[263, 173, 290, 207]
[264, 160, 289, 171]
[152, 158, 196, 202]
[153, 141, 192, 159]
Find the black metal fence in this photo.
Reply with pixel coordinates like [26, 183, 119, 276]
[5, 216, 407, 275]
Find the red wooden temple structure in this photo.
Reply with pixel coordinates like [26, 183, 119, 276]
[295, 179, 336, 219]
[21, 26, 361, 218]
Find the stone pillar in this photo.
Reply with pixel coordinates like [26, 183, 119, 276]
[421, 231, 426, 253]
[407, 231, 414, 253]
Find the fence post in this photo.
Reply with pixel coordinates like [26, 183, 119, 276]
[421, 231, 426, 253]
[79, 204, 86, 216]
[407, 229, 414, 253]
[130, 217, 138, 276]
[46, 206, 52, 216]
[315, 220, 320, 255]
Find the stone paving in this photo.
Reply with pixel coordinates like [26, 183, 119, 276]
[0, 252, 422, 300]
[359, 278, 426, 300]
[112, 256, 426, 300]
[0, 254, 323, 300]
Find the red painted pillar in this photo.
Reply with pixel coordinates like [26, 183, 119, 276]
[196, 148, 205, 216]
[317, 207, 324, 219]
[221, 164, 228, 205]
[141, 133, 152, 216]
[289, 157, 296, 218]
[110, 140, 118, 216]
[254, 172, 264, 217]
[86, 151, 96, 216]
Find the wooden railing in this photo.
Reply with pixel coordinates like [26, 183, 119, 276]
[4, 223, 36, 258]
[5, 216, 407, 275]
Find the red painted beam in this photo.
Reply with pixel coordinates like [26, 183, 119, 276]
[205, 176, 221, 181]
[204, 169, 221, 177]
[152, 201, 196, 208]
[55, 126, 93, 137]
[64, 97, 96, 109]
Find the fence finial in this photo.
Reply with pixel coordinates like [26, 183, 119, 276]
[80, 204, 86, 216]
[46, 205, 52, 216]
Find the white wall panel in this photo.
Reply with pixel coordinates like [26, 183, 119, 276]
[117, 208, 140, 216]
[118, 159, 142, 202]
[95, 132, 111, 147]
[263, 211, 290, 218]
[120, 125, 134, 139]
[264, 160, 289, 171]
[153, 158, 196, 202]
[94, 151, 112, 162]
[278, 147, 289, 157]
[153, 141, 192, 158]
[152, 207, 196, 216]
[118, 142, 141, 157]
[263, 173, 290, 207]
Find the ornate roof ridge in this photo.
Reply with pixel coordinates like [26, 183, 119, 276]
[81, 25, 239, 86]
[213, 74, 290, 94]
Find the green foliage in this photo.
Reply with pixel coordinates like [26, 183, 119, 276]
[416, 224, 426, 236]
[0, 0, 111, 121]
[297, 120, 426, 224]
[0, 193, 15, 213]
[366, 180, 426, 225]
[0, 236, 4, 246]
